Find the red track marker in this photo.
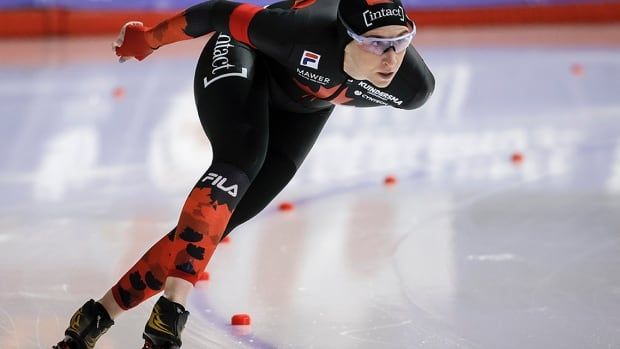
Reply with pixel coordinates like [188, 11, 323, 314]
[278, 202, 295, 211]
[231, 314, 251, 326]
[113, 86, 125, 100]
[198, 271, 210, 282]
[571, 63, 585, 76]
[384, 175, 398, 186]
[511, 152, 524, 165]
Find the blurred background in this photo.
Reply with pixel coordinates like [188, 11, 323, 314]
[1, 1, 620, 349]
[1, 0, 620, 37]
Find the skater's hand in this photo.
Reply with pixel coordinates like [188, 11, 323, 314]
[113, 21, 155, 63]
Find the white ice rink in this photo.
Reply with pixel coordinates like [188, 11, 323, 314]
[1, 25, 620, 348]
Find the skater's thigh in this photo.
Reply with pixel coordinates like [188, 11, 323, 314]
[223, 107, 334, 236]
[193, 32, 269, 178]
[268, 106, 334, 169]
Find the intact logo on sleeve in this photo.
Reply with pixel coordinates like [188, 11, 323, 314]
[300, 50, 321, 70]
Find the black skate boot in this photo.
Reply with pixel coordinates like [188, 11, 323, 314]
[53, 299, 114, 349]
[142, 296, 190, 349]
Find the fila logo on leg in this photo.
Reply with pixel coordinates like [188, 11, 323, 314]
[300, 50, 321, 70]
[201, 172, 238, 197]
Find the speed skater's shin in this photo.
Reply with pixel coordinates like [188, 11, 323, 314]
[112, 163, 250, 310]
[167, 163, 250, 282]
[111, 231, 176, 310]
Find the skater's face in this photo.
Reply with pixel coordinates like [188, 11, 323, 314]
[343, 25, 411, 88]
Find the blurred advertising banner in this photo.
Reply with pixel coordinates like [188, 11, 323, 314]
[1, 0, 617, 10]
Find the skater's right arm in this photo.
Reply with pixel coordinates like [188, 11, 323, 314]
[114, 0, 303, 62]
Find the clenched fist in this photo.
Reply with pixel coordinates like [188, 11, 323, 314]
[113, 21, 156, 62]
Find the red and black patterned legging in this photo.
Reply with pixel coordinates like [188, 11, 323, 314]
[112, 163, 249, 309]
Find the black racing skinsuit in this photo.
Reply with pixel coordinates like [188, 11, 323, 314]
[186, 0, 434, 236]
[109, 0, 435, 311]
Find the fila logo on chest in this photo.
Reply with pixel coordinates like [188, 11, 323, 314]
[300, 50, 321, 70]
